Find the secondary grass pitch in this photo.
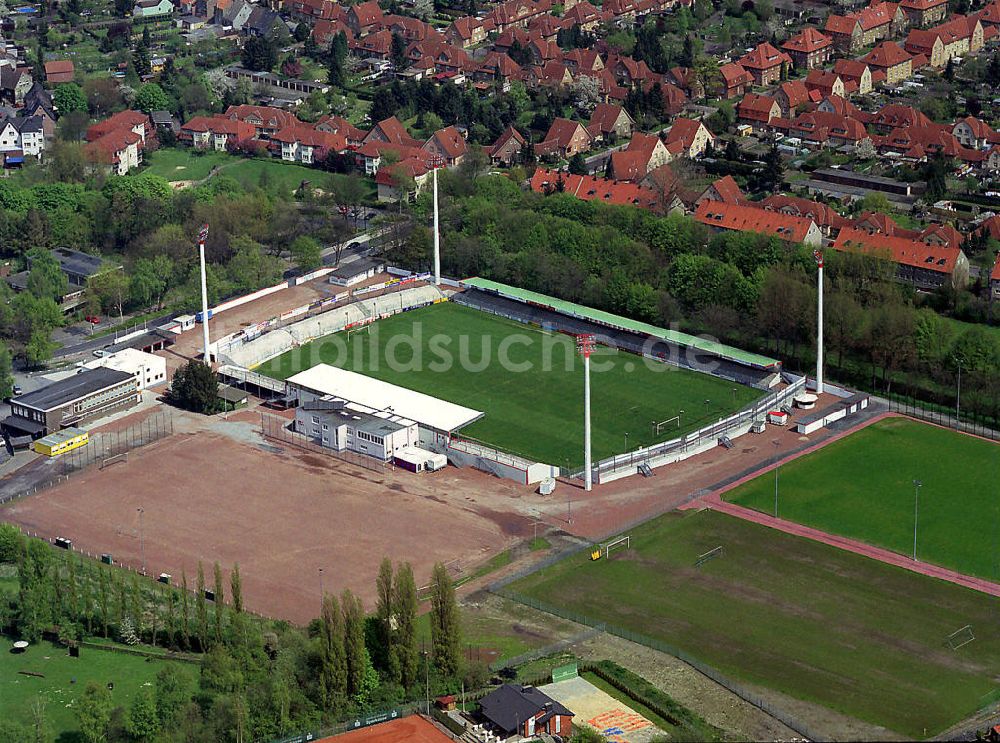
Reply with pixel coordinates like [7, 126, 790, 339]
[725, 417, 1000, 581]
[510, 509, 1000, 737]
[257, 302, 762, 465]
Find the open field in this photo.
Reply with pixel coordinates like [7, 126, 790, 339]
[256, 303, 762, 465]
[0, 428, 525, 625]
[725, 417, 1000, 581]
[143, 148, 231, 182]
[0, 637, 195, 738]
[509, 509, 1000, 737]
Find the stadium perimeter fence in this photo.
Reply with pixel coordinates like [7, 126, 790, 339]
[885, 394, 1000, 441]
[259, 411, 387, 474]
[593, 377, 806, 481]
[0, 412, 174, 506]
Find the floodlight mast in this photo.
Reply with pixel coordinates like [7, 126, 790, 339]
[432, 157, 443, 286]
[198, 224, 211, 364]
[813, 248, 824, 395]
[577, 334, 595, 492]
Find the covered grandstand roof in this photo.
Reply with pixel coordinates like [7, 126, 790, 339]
[460, 278, 779, 369]
[287, 364, 484, 432]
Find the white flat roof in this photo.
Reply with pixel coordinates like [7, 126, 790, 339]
[288, 364, 484, 432]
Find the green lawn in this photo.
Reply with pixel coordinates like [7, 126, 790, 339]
[0, 637, 196, 739]
[726, 417, 1000, 580]
[256, 303, 762, 465]
[510, 509, 1000, 738]
[220, 159, 376, 199]
[143, 148, 232, 182]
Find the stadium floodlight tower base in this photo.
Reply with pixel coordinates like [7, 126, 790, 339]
[814, 248, 824, 395]
[198, 224, 211, 364]
[577, 334, 595, 491]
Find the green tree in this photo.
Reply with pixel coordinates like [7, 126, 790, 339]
[24, 328, 56, 367]
[342, 589, 366, 696]
[227, 236, 283, 293]
[289, 235, 322, 272]
[154, 665, 191, 727]
[374, 557, 395, 677]
[76, 682, 113, 743]
[0, 341, 12, 399]
[195, 561, 209, 651]
[26, 249, 68, 301]
[568, 152, 588, 175]
[168, 360, 219, 414]
[0, 720, 29, 743]
[319, 593, 347, 709]
[429, 562, 460, 678]
[134, 82, 170, 113]
[126, 685, 160, 742]
[129, 255, 173, 311]
[230, 563, 243, 614]
[53, 83, 87, 114]
[242, 36, 277, 71]
[0, 523, 22, 562]
[212, 561, 225, 647]
[393, 562, 419, 688]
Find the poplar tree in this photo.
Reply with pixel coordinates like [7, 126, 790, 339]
[319, 593, 347, 710]
[342, 589, 366, 696]
[213, 562, 225, 647]
[429, 562, 460, 678]
[196, 562, 209, 651]
[393, 562, 419, 688]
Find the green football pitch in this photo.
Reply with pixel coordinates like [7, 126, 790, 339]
[256, 302, 763, 465]
[510, 509, 1000, 737]
[725, 417, 1000, 581]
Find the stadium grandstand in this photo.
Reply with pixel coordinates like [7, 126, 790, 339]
[456, 278, 780, 389]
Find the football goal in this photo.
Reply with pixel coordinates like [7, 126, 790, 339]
[651, 413, 682, 436]
[100, 452, 128, 470]
[604, 535, 631, 559]
[945, 624, 975, 650]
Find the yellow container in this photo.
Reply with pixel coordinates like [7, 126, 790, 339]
[33, 428, 89, 457]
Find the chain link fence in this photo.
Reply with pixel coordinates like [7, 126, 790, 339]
[884, 394, 1000, 441]
[259, 412, 387, 474]
[0, 412, 174, 506]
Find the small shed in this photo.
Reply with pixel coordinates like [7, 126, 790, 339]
[435, 695, 456, 711]
[217, 385, 249, 409]
[394, 446, 447, 473]
[767, 410, 789, 426]
[328, 258, 386, 287]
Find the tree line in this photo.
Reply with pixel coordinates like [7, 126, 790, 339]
[390, 171, 1000, 426]
[0, 525, 475, 742]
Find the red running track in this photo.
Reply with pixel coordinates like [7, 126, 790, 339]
[682, 492, 1000, 598]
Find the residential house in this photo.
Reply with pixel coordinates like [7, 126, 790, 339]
[538, 117, 593, 159]
[694, 200, 823, 246]
[825, 2, 908, 53]
[805, 69, 845, 99]
[564, 49, 605, 75]
[760, 194, 849, 236]
[133, 0, 174, 17]
[736, 93, 781, 131]
[347, 0, 384, 35]
[375, 157, 431, 202]
[363, 116, 423, 148]
[824, 14, 865, 53]
[271, 125, 347, 164]
[665, 66, 705, 100]
[43, 60, 74, 84]
[86, 110, 151, 146]
[477, 684, 574, 740]
[313, 19, 354, 46]
[531, 168, 669, 213]
[84, 128, 143, 174]
[696, 174, 748, 206]
[899, 0, 948, 27]
[0, 116, 44, 164]
[718, 62, 754, 99]
[244, 7, 286, 37]
[770, 110, 869, 148]
[863, 41, 913, 84]
[868, 103, 930, 132]
[488, 126, 527, 165]
[737, 42, 791, 86]
[609, 133, 671, 180]
[0, 67, 31, 106]
[315, 114, 368, 146]
[774, 80, 811, 117]
[422, 125, 468, 166]
[445, 16, 487, 48]
[216, 0, 254, 30]
[782, 27, 833, 69]
[223, 104, 300, 139]
[664, 117, 714, 158]
[833, 59, 873, 95]
[180, 115, 256, 150]
[904, 15, 983, 68]
[588, 103, 634, 141]
[21, 83, 55, 140]
[833, 226, 969, 289]
[487, 0, 554, 33]
[562, 0, 606, 31]
[953, 116, 1000, 149]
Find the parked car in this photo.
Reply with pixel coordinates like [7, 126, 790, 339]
[85, 315, 100, 324]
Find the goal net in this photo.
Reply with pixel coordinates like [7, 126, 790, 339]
[100, 452, 128, 470]
[651, 415, 681, 436]
[604, 535, 630, 559]
[946, 625, 975, 650]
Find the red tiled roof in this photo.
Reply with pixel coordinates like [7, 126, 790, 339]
[588, 103, 630, 134]
[86, 110, 149, 142]
[899, 0, 947, 9]
[824, 14, 860, 35]
[719, 62, 753, 87]
[544, 117, 590, 148]
[760, 194, 849, 230]
[271, 125, 348, 151]
[224, 105, 301, 131]
[374, 155, 430, 186]
[44, 60, 74, 77]
[738, 42, 791, 71]
[530, 168, 662, 210]
[864, 41, 912, 68]
[833, 58, 870, 80]
[424, 125, 467, 159]
[805, 69, 842, 91]
[664, 117, 710, 149]
[833, 226, 962, 274]
[782, 27, 832, 53]
[695, 201, 817, 242]
[737, 93, 779, 122]
[855, 2, 901, 32]
[84, 128, 141, 164]
[704, 175, 747, 205]
[181, 115, 256, 139]
[489, 125, 526, 156]
[777, 80, 810, 108]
